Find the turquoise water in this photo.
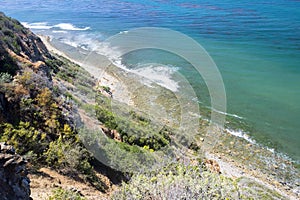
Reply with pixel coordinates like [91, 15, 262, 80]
[1, 0, 300, 161]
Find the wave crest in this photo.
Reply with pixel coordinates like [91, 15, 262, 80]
[21, 22, 90, 31]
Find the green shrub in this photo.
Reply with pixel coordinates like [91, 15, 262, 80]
[48, 188, 86, 200]
[100, 85, 111, 94]
[44, 132, 90, 173]
[44, 132, 106, 192]
[112, 163, 240, 200]
[79, 127, 157, 173]
[0, 52, 19, 75]
[0, 72, 12, 83]
[45, 58, 63, 73]
[95, 95, 171, 151]
[112, 162, 286, 200]
[0, 122, 47, 155]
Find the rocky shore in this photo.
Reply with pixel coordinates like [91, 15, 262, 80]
[40, 35, 299, 199]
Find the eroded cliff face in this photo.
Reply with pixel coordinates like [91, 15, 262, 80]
[0, 13, 53, 199]
[0, 12, 51, 65]
[0, 143, 31, 200]
[0, 12, 54, 123]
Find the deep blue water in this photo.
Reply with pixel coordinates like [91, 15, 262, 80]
[1, 0, 300, 161]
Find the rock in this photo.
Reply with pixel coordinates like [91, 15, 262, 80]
[205, 159, 221, 174]
[273, 164, 279, 169]
[273, 180, 281, 187]
[279, 181, 287, 185]
[112, 130, 122, 141]
[0, 143, 16, 154]
[0, 142, 31, 200]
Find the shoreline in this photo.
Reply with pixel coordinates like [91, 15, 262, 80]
[39, 35, 299, 199]
[39, 35, 134, 106]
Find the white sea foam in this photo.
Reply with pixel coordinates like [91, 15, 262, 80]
[226, 129, 288, 156]
[102, 54, 180, 92]
[128, 64, 179, 92]
[52, 30, 68, 33]
[60, 38, 80, 49]
[213, 110, 279, 154]
[267, 147, 275, 153]
[58, 34, 113, 54]
[88, 39, 181, 92]
[21, 22, 90, 31]
[49, 32, 179, 92]
[98, 47, 180, 92]
[57, 34, 103, 51]
[94, 43, 123, 60]
[119, 30, 128, 34]
[211, 108, 244, 119]
[22, 22, 52, 29]
[226, 129, 256, 144]
[53, 23, 90, 31]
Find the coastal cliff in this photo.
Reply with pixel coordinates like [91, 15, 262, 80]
[0, 12, 114, 199]
[0, 12, 51, 74]
[0, 12, 298, 199]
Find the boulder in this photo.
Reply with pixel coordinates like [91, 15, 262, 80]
[0, 142, 31, 200]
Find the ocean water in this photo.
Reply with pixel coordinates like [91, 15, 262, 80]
[1, 0, 300, 161]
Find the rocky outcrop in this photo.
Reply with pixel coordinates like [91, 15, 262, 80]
[0, 12, 55, 123]
[0, 143, 31, 200]
[0, 12, 51, 62]
[0, 12, 52, 78]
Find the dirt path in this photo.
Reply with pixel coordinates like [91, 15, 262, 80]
[29, 168, 112, 200]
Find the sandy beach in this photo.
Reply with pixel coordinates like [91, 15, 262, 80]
[39, 35, 134, 106]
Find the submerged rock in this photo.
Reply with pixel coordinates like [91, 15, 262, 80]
[0, 143, 31, 200]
